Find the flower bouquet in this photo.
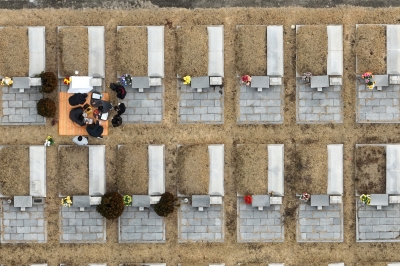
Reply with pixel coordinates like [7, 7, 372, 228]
[61, 196, 72, 207]
[244, 195, 252, 205]
[183, 75, 191, 85]
[1, 77, 13, 86]
[241, 75, 252, 86]
[63, 76, 71, 85]
[119, 74, 132, 86]
[123, 195, 132, 206]
[302, 72, 312, 85]
[361, 72, 376, 90]
[299, 192, 310, 202]
[360, 194, 371, 205]
[44, 136, 55, 147]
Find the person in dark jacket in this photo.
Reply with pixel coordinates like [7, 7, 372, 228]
[111, 115, 122, 127]
[68, 93, 88, 106]
[86, 121, 104, 139]
[110, 83, 127, 99]
[114, 103, 126, 116]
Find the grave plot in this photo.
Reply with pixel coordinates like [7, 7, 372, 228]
[235, 144, 284, 242]
[296, 25, 343, 123]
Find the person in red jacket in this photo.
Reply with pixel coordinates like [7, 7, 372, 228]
[110, 83, 127, 99]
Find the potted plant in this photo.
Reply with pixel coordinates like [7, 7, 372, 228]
[243, 195, 252, 205]
[241, 75, 252, 86]
[360, 194, 371, 205]
[361, 72, 376, 90]
[299, 192, 310, 202]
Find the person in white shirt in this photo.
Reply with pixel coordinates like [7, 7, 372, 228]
[72, 135, 88, 145]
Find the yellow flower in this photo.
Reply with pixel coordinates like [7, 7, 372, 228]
[183, 76, 191, 85]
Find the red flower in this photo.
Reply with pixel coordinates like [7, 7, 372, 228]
[244, 195, 252, 205]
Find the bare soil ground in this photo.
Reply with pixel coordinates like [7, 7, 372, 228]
[0, 27, 28, 77]
[59, 27, 88, 76]
[235, 25, 267, 76]
[117, 144, 148, 195]
[355, 145, 386, 194]
[116, 27, 148, 75]
[296, 25, 328, 76]
[2, 6, 400, 266]
[356, 25, 386, 74]
[0, 146, 29, 196]
[235, 144, 268, 195]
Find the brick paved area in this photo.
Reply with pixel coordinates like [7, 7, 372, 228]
[356, 82, 400, 123]
[120, 86, 163, 124]
[60, 206, 106, 243]
[178, 84, 223, 124]
[356, 199, 400, 242]
[119, 206, 165, 243]
[297, 79, 342, 123]
[297, 202, 343, 242]
[1, 86, 45, 125]
[237, 199, 284, 242]
[1, 200, 46, 243]
[238, 84, 284, 124]
[178, 202, 224, 242]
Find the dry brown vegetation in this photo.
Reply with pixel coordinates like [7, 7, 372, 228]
[295, 143, 328, 194]
[0, 27, 29, 77]
[116, 27, 148, 76]
[176, 26, 208, 76]
[235, 25, 267, 76]
[356, 25, 386, 74]
[176, 145, 209, 195]
[355, 145, 386, 194]
[59, 27, 88, 76]
[296, 25, 328, 76]
[235, 144, 268, 195]
[117, 144, 149, 195]
[0, 146, 29, 196]
[58, 146, 89, 195]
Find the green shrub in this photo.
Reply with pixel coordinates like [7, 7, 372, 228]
[37, 98, 56, 118]
[40, 72, 57, 93]
[96, 192, 125, 220]
[154, 192, 177, 217]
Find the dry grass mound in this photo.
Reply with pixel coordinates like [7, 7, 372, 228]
[59, 27, 88, 76]
[58, 146, 89, 196]
[235, 144, 268, 195]
[0, 28, 29, 77]
[177, 145, 209, 195]
[356, 25, 386, 74]
[117, 145, 149, 195]
[176, 26, 208, 76]
[295, 143, 328, 194]
[235, 25, 267, 76]
[117, 27, 148, 76]
[297, 25, 328, 76]
[355, 146, 386, 194]
[0, 146, 29, 196]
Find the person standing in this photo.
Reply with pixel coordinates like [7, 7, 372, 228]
[72, 135, 88, 145]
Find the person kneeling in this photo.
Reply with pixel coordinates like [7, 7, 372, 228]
[86, 121, 104, 139]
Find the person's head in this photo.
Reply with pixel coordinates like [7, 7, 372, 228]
[87, 123, 96, 129]
[78, 136, 83, 141]
[78, 114, 84, 121]
[110, 83, 117, 91]
[114, 105, 120, 111]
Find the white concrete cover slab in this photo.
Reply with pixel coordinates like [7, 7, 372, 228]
[208, 26, 224, 77]
[268, 144, 284, 196]
[269, 264, 285, 266]
[386, 145, 400, 194]
[267, 25, 284, 76]
[388, 263, 400, 266]
[29, 145, 46, 197]
[387, 25, 400, 74]
[28, 27, 46, 77]
[327, 25, 343, 76]
[89, 145, 106, 196]
[148, 145, 165, 195]
[147, 26, 164, 78]
[68, 76, 93, 93]
[327, 144, 343, 195]
[88, 26, 105, 78]
[208, 144, 224, 196]
[328, 264, 344, 266]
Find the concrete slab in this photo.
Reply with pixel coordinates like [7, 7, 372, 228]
[387, 25, 400, 74]
[29, 146, 46, 197]
[208, 144, 224, 196]
[148, 145, 165, 195]
[267, 25, 284, 76]
[268, 144, 284, 196]
[88, 145, 105, 196]
[148, 26, 164, 78]
[327, 144, 343, 195]
[208, 26, 224, 77]
[386, 145, 400, 194]
[327, 25, 343, 76]
[88, 26, 105, 78]
[28, 26, 45, 77]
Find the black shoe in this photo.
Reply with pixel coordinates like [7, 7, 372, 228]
[97, 136, 103, 139]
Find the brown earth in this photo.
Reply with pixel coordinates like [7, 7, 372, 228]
[2, 6, 400, 266]
[355, 145, 386, 194]
[356, 25, 386, 74]
[59, 27, 88, 76]
[0, 146, 29, 196]
[0, 27, 29, 77]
